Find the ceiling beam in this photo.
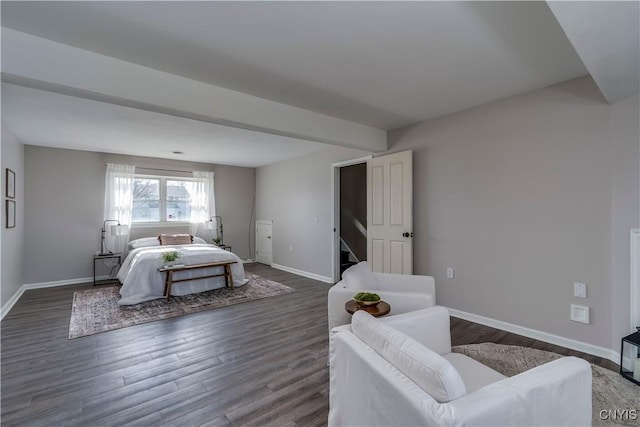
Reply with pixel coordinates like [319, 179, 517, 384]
[1, 28, 386, 152]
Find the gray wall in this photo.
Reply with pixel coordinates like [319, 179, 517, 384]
[388, 76, 639, 350]
[608, 93, 640, 349]
[1, 123, 24, 306]
[256, 146, 369, 280]
[256, 76, 639, 351]
[23, 146, 255, 284]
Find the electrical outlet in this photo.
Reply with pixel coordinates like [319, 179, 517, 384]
[314, 217, 319, 224]
[447, 268, 454, 279]
[289, 245, 293, 252]
[570, 304, 589, 324]
[573, 282, 587, 298]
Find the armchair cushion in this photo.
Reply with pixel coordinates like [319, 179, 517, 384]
[351, 311, 466, 403]
[341, 261, 380, 290]
[443, 353, 506, 393]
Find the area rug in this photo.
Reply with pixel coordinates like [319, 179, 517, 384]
[453, 343, 639, 426]
[69, 272, 294, 339]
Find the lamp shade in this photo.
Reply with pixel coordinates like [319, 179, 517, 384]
[204, 221, 216, 230]
[111, 224, 130, 236]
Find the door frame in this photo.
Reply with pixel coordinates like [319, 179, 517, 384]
[331, 155, 372, 283]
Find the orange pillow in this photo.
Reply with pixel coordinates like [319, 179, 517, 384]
[158, 234, 193, 246]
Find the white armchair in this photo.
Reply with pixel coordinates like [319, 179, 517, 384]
[328, 261, 436, 331]
[329, 307, 592, 427]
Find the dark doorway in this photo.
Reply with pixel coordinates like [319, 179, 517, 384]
[339, 163, 367, 277]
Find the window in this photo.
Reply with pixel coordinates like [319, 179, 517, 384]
[132, 178, 160, 222]
[132, 176, 197, 223]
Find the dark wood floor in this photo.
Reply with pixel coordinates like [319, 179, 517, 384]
[1, 263, 617, 426]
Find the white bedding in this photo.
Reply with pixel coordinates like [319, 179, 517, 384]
[117, 244, 248, 305]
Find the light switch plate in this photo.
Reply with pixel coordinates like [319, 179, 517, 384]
[574, 282, 587, 298]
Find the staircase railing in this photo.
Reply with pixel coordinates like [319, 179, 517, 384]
[340, 237, 360, 264]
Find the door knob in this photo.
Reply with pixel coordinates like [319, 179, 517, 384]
[402, 232, 413, 238]
[267, 236, 271, 239]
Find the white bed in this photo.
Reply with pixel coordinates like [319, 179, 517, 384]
[117, 238, 248, 305]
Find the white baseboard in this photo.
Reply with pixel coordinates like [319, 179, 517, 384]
[1, 286, 26, 320]
[448, 307, 621, 364]
[242, 258, 255, 264]
[23, 275, 107, 290]
[1, 275, 111, 321]
[271, 263, 333, 284]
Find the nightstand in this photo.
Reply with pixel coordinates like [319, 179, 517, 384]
[93, 253, 122, 286]
[219, 244, 232, 252]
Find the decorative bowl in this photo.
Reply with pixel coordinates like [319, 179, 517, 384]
[355, 299, 381, 307]
[353, 292, 381, 307]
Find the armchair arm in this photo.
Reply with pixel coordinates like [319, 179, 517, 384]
[448, 357, 592, 426]
[329, 331, 448, 427]
[375, 272, 436, 297]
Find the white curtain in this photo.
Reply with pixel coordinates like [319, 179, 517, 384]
[190, 171, 215, 237]
[104, 163, 135, 255]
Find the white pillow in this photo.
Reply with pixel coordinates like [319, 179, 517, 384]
[351, 311, 466, 403]
[128, 237, 160, 249]
[341, 261, 380, 290]
[192, 236, 207, 244]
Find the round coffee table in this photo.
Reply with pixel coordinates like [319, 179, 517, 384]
[345, 300, 391, 317]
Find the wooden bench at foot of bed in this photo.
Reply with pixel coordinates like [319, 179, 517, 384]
[158, 260, 237, 301]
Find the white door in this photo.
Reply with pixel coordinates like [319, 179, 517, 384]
[367, 150, 413, 274]
[256, 220, 273, 265]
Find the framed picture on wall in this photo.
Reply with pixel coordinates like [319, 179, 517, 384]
[6, 168, 15, 199]
[6, 199, 15, 228]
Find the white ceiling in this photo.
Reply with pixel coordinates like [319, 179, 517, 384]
[2, 1, 587, 130]
[1, 1, 634, 167]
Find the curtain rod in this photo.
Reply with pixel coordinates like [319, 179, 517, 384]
[135, 166, 195, 174]
[105, 164, 205, 174]
[105, 164, 195, 174]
